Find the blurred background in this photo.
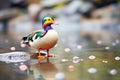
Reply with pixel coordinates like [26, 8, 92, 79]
[0, 0, 120, 80]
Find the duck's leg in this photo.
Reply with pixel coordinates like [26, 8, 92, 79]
[47, 50, 50, 62]
[46, 50, 55, 62]
[38, 48, 47, 63]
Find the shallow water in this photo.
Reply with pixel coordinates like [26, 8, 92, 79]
[29, 41, 120, 80]
[0, 17, 120, 80]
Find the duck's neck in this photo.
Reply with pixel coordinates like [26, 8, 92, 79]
[44, 25, 53, 31]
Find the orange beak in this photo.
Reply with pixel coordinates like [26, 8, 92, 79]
[53, 21, 59, 25]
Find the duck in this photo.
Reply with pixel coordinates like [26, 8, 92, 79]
[21, 16, 59, 63]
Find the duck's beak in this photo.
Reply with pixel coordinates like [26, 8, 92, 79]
[53, 21, 59, 25]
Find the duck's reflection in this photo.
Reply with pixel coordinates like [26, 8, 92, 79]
[31, 62, 58, 80]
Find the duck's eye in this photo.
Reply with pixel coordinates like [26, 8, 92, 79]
[48, 19, 50, 21]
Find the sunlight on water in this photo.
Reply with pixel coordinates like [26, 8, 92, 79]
[72, 56, 80, 63]
[64, 48, 70, 53]
[109, 69, 117, 75]
[68, 65, 75, 71]
[96, 40, 102, 45]
[114, 56, 120, 61]
[88, 55, 96, 60]
[102, 60, 108, 63]
[105, 46, 110, 50]
[10, 47, 16, 51]
[88, 68, 97, 74]
[55, 72, 65, 80]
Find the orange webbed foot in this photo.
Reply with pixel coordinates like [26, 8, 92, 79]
[38, 55, 47, 63]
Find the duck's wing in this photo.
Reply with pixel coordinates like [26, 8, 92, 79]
[22, 30, 46, 43]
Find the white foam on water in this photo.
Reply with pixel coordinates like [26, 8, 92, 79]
[0, 51, 30, 63]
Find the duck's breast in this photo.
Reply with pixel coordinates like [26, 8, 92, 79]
[30, 30, 58, 49]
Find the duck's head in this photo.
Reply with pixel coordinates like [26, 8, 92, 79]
[42, 16, 55, 28]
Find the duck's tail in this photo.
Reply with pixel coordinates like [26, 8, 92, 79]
[21, 37, 30, 46]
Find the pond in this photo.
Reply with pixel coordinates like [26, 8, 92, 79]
[0, 17, 120, 80]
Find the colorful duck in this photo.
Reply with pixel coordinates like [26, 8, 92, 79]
[22, 16, 59, 63]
